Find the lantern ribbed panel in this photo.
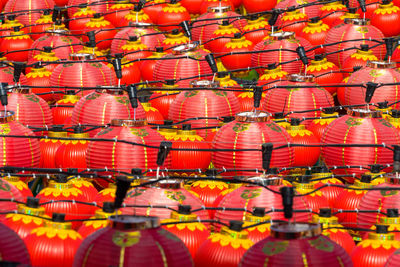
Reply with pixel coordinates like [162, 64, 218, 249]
[251, 36, 314, 74]
[121, 187, 209, 220]
[275, 0, 320, 17]
[73, 224, 193, 267]
[52, 96, 80, 125]
[169, 90, 240, 138]
[214, 186, 310, 227]
[86, 125, 166, 173]
[67, 0, 109, 17]
[333, 188, 367, 227]
[149, 92, 177, 119]
[4, 0, 54, 25]
[242, 18, 270, 45]
[111, 27, 165, 53]
[306, 59, 343, 95]
[343, 65, 400, 107]
[55, 140, 90, 170]
[39, 138, 64, 168]
[0, 223, 30, 264]
[324, 23, 385, 67]
[29, 35, 83, 60]
[313, 178, 344, 207]
[321, 115, 400, 176]
[26, 68, 53, 102]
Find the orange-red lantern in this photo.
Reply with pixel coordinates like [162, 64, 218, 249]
[242, 208, 271, 243]
[310, 167, 344, 208]
[307, 108, 339, 141]
[371, 0, 400, 37]
[119, 36, 152, 66]
[39, 130, 67, 169]
[240, 222, 353, 267]
[243, 0, 276, 13]
[4, 0, 54, 26]
[342, 44, 378, 77]
[331, 7, 360, 27]
[140, 47, 166, 82]
[0, 58, 28, 84]
[242, 15, 270, 46]
[206, 20, 240, 54]
[162, 29, 190, 52]
[143, 0, 167, 23]
[277, 8, 308, 36]
[27, 46, 60, 74]
[3, 176, 33, 200]
[52, 92, 81, 125]
[24, 213, 83, 267]
[161, 205, 210, 258]
[81, 14, 117, 52]
[220, 33, 254, 76]
[68, 175, 98, 203]
[94, 183, 116, 203]
[25, 65, 52, 102]
[149, 79, 179, 118]
[195, 221, 253, 267]
[319, 1, 347, 27]
[294, 177, 330, 213]
[0, 27, 33, 62]
[141, 101, 164, 124]
[27, 10, 54, 40]
[157, 0, 191, 32]
[104, 0, 134, 27]
[299, 18, 330, 55]
[68, 4, 96, 35]
[74, 215, 194, 267]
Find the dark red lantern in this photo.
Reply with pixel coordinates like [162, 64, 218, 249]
[149, 79, 179, 118]
[168, 80, 239, 138]
[220, 33, 254, 76]
[52, 93, 81, 125]
[0, 219, 31, 264]
[371, 0, 400, 37]
[206, 20, 240, 54]
[195, 221, 253, 267]
[68, 4, 96, 35]
[39, 130, 67, 169]
[242, 16, 270, 46]
[299, 18, 330, 55]
[240, 222, 352, 267]
[0, 28, 33, 62]
[252, 32, 314, 75]
[325, 18, 385, 68]
[4, 0, 54, 26]
[24, 213, 83, 267]
[277, 8, 308, 36]
[157, 0, 191, 32]
[73, 215, 193, 267]
[25, 65, 53, 102]
[104, 0, 134, 27]
[319, 1, 347, 27]
[161, 206, 210, 258]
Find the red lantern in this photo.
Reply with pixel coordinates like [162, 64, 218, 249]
[195, 221, 253, 267]
[169, 80, 240, 138]
[52, 93, 81, 125]
[179, 0, 202, 16]
[67, 0, 109, 17]
[37, 176, 94, 229]
[277, 8, 308, 36]
[4, 0, 54, 26]
[157, 0, 191, 32]
[264, 74, 334, 124]
[311, 167, 344, 208]
[294, 178, 330, 213]
[27, 46, 60, 73]
[104, 0, 134, 27]
[4, 176, 33, 200]
[276, 0, 320, 17]
[24, 213, 83, 267]
[141, 102, 165, 124]
[312, 211, 356, 255]
[162, 30, 190, 52]
[120, 6, 153, 26]
[322, 109, 400, 178]
[81, 14, 117, 51]
[342, 44, 378, 77]
[252, 32, 314, 75]
[0, 220, 31, 264]
[7, 87, 53, 135]
[39, 130, 67, 169]
[242, 208, 271, 243]
[158, 121, 178, 140]
[235, 85, 266, 112]
[351, 225, 400, 267]
[161, 206, 210, 258]
[69, 4, 96, 35]
[140, 47, 166, 82]
[240, 222, 352, 267]
[69, 176, 98, 202]
[206, 20, 240, 54]
[143, 0, 167, 23]
[371, 0, 400, 37]
[25, 65, 53, 102]
[299, 18, 330, 55]
[153, 44, 213, 88]
[332, 7, 360, 27]
[257, 65, 288, 87]
[386, 248, 400, 266]
[220, 33, 254, 76]
[149, 79, 179, 118]
[119, 36, 152, 63]
[107, 55, 141, 86]
[242, 16, 270, 46]
[243, 0, 276, 14]
[4, 197, 47, 239]
[94, 183, 116, 203]
[0, 60, 27, 85]
[0, 16, 24, 37]
[319, 1, 347, 27]
[26, 10, 54, 40]
[78, 202, 119, 238]
[342, 61, 400, 107]
[0, 28, 33, 62]
[325, 18, 385, 68]
[308, 108, 339, 141]
[73, 215, 193, 267]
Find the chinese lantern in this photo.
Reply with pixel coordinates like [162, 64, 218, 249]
[319, 0, 347, 27]
[214, 71, 239, 88]
[161, 205, 210, 258]
[74, 215, 193, 267]
[108, 55, 141, 86]
[81, 14, 117, 52]
[78, 202, 119, 238]
[120, 36, 152, 62]
[24, 213, 83, 267]
[371, 0, 400, 37]
[67, 0, 109, 17]
[0, 27, 33, 62]
[143, 0, 167, 23]
[212, 182, 242, 208]
[272, 112, 291, 129]
[235, 85, 266, 112]
[157, 120, 178, 140]
[321, 109, 400, 177]
[94, 183, 116, 203]
[149, 79, 179, 118]
[0, 111, 41, 168]
[353, 0, 380, 19]
[206, 20, 240, 54]
[286, 118, 320, 167]
[0, 220, 30, 264]
[120, 5, 153, 26]
[365, 209, 400, 240]
[242, 208, 271, 243]
[37, 176, 94, 229]
[325, 18, 385, 68]
[195, 221, 253, 267]
[3, 176, 33, 200]
[342, 61, 400, 107]
[7, 87, 53, 135]
[308, 108, 339, 141]
[220, 33, 254, 76]
[277, 8, 308, 36]
[192, 6, 246, 44]
[27, 10, 54, 40]
[27, 46, 60, 73]
[311, 166, 344, 207]
[252, 32, 314, 75]
[312, 210, 356, 255]
[257, 64, 288, 87]
[162, 29, 190, 52]
[104, 0, 134, 27]
[214, 177, 311, 226]
[76, 44, 105, 59]
[240, 222, 352, 267]
[52, 92, 81, 125]
[386, 248, 400, 266]
[4, 197, 48, 239]
[242, 15, 270, 46]
[153, 44, 213, 88]
[69, 4, 96, 35]
[351, 225, 400, 267]
[212, 111, 294, 176]
[169, 80, 240, 138]
[140, 47, 166, 82]
[331, 7, 360, 27]
[276, 0, 320, 17]
[4, 0, 54, 26]
[264, 74, 334, 124]
[71, 89, 146, 136]
[122, 180, 209, 220]
[332, 174, 373, 228]
[39, 129, 67, 169]
[342, 45, 378, 78]
[141, 101, 164, 124]
[157, 0, 191, 32]
[0, 59, 27, 84]
[299, 18, 330, 55]
[243, 0, 276, 13]
[25, 64, 53, 102]
[294, 177, 330, 213]
[68, 175, 98, 202]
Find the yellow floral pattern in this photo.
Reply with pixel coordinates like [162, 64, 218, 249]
[191, 180, 228, 190]
[31, 226, 82, 240]
[162, 4, 187, 13]
[359, 239, 400, 250]
[308, 61, 335, 72]
[41, 187, 83, 198]
[225, 39, 253, 49]
[85, 19, 111, 28]
[162, 219, 208, 231]
[6, 213, 45, 226]
[374, 4, 400, 15]
[209, 233, 253, 249]
[26, 70, 52, 78]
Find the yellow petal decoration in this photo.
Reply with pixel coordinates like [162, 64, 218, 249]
[162, 219, 208, 231]
[162, 5, 187, 13]
[42, 187, 82, 198]
[6, 213, 45, 226]
[26, 70, 52, 78]
[110, 3, 134, 9]
[191, 180, 228, 190]
[225, 39, 253, 49]
[82, 219, 108, 229]
[209, 234, 253, 249]
[374, 5, 400, 15]
[359, 239, 400, 250]
[31, 227, 82, 240]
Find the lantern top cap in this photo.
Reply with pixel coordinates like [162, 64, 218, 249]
[366, 60, 396, 69]
[269, 31, 295, 40]
[208, 5, 231, 12]
[172, 42, 199, 54]
[246, 175, 282, 186]
[70, 53, 95, 60]
[0, 110, 14, 123]
[287, 74, 315, 83]
[110, 215, 160, 230]
[270, 222, 321, 240]
[235, 111, 271, 122]
[347, 108, 382, 118]
[111, 119, 147, 127]
[344, 18, 370, 25]
[190, 79, 219, 88]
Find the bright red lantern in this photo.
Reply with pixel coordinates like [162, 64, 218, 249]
[162, 30, 190, 52]
[0, 60, 27, 85]
[25, 65, 53, 102]
[195, 221, 253, 267]
[242, 208, 271, 243]
[68, 176, 98, 203]
[161, 206, 210, 258]
[308, 108, 339, 141]
[371, 0, 400, 37]
[294, 177, 330, 213]
[311, 167, 344, 208]
[104, 0, 134, 27]
[67, 0, 109, 17]
[69, 5, 96, 35]
[27, 46, 60, 74]
[0, 220, 31, 264]
[169, 80, 240, 138]
[321, 109, 400, 178]
[243, 0, 276, 14]
[74, 215, 193, 267]
[27, 10, 54, 40]
[157, 0, 191, 32]
[276, 0, 320, 17]
[119, 36, 152, 63]
[277, 8, 308, 36]
[240, 222, 352, 267]
[325, 18, 385, 68]
[319, 1, 347, 27]
[364, 210, 400, 241]
[299, 18, 330, 55]
[0, 28, 33, 62]
[141, 102, 164, 124]
[81, 14, 117, 51]
[94, 183, 116, 203]
[242, 16, 270, 46]
[386, 248, 400, 266]
[52, 93, 81, 125]
[341, 44, 378, 79]
[220, 33, 254, 75]
[149, 79, 179, 118]
[39, 130, 67, 169]
[257, 65, 288, 87]
[331, 7, 360, 27]
[25, 213, 83, 267]
[206, 20, 240, 54]
[120, 6, 153, 26]
[4, 0, 54, 26]
[55, 130, 90, 170]
[4, 176, 33, 200]
[252, 32, 314, 75]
